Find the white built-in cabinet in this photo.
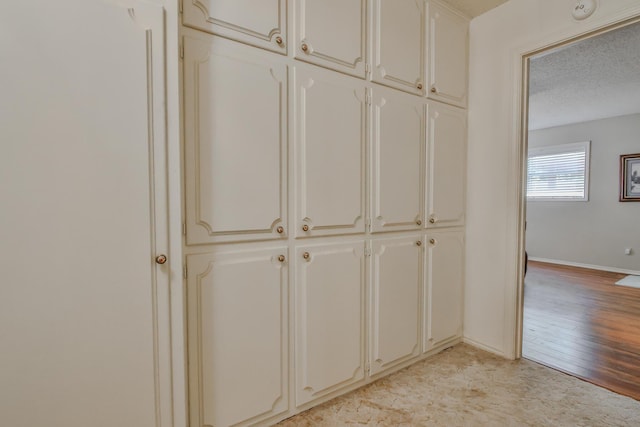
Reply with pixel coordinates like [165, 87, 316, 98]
[295, 241, 366, 405]
[294, 65, 367, 237]
[186, 247, 289, 427]
[428, 0, 469, 107]
[426, 101, 467, 228]
[183, 34, 288, 244]
[370, 236, 423, 376]
[181, 1, 468, 425]
[182, 0, 288, 54]
[371, 86, 424, 232]
[372, 0, 426, 95]
[424, 231, 464, 351]
[294, 0, 368, 77]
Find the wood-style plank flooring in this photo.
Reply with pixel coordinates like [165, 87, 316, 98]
[523, 261, 640, 401]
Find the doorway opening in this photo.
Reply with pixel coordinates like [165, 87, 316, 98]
[519, 19, 640, 400]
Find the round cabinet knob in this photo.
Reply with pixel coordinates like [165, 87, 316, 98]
[302, 224, 309, 232]
[278, 255, 286, 262]
[429, 238, 436, 245]
[275, 36, 284, 46]
[302, 252, 310, 260]
[431, 87, 437, 94]
[416, 219, 422, 226]
[417, 82, 423, 90]
[276, 226, 284, 234]
[155, 254, 167, 265]
[416, 241, 422, 247]
[301, 43, 309, 53]
[429, 218, 436, 224]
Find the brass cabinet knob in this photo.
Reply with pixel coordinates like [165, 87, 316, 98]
[301, 43, 309, 52]
[278, 255, 286, 262]
[416, 241, 422, 247]
[431, 87, 437, 93]
[303, 252, 310, 260]
[416, 219, 422, 226]
[429, 217, 436, 224]
[417, 82, 423, 90]
[302, 224, 309, 232]
[276, 226, 284, 234]
[155, 254, 167, 265]
[429, 238, 436, 245]
[275, 36, 284, 46]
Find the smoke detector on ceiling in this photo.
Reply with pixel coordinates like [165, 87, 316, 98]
[572, 0, 597, 21]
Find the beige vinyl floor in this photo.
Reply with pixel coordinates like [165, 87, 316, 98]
[277, 344, 640, 426]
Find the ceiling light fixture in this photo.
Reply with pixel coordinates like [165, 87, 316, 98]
[572, 0, 597, 21]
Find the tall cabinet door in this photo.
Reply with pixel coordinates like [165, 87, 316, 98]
[424, 231, 464, 351]
[182, 0, 287, 54]
[187, 248, 289, 427]
[184, 34, 288, 244]
[294, 0, 367, 77]
[295, 241, 366, 406]
[294, 65, 367, 237]
[426, 101, 466, 228]
[0, 3, 172, 426]
[371, 87, 424, 233]
[427, 0, 468, 107]
[372, 0, 426, 95]
[370, 237, 422, 376]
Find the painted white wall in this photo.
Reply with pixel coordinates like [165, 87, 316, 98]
[527, 114, 640, 273]
[465, 0, 640, 358]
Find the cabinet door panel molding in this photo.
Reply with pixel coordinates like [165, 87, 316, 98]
[371, 87, 425, 233]
[187, 248, 289, 426]
[294, 65, 367, 238]
[427, 0, 468, 107]
[426, 101, 466, 228]
[294, 0, 367, 77]
[184, 34, 288, 244]
[370, 236, 422, 376]
[183, 0, 288, 54]
[295, 241, 366, 405]
[372, 0, 426, 95]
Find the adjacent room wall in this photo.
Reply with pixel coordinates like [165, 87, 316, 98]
[527, 114, 640, 273]
[465, 0, 640, 358]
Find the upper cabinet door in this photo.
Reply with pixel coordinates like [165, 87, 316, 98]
[184, 34, 288, 244]
[294, 0, 367, 78]
[426, 102, 466, 228]
[371, 87, 424, 233]
[427, 1, 468, 107]
[294, 65, 367, 238]
[372, 0, 426, 95]
[370, 237, 422, 377]
[182, 0, 287, 54]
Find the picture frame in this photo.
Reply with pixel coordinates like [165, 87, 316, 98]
[620, 153, 640, 202]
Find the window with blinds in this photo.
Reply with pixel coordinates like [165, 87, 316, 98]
[527, 141, 590, 201]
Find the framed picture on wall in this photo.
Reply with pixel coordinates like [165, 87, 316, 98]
[620, 153, 640, 202]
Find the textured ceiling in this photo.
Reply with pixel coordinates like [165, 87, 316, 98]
[528, 21, 640, 130]
[441, 0, 509, 18]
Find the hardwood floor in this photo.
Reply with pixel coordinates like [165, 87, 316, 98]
[523, 261, 640, 401]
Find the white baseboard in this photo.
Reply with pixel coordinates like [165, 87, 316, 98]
[462, 337, 509, 359]
[529, 257, 640, 276]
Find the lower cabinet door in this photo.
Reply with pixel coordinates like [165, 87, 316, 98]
[424, 231, 464, 352]
[370, 236, 422, 376]
[295, 241, 366, 406]
[187, 248, 289, 427]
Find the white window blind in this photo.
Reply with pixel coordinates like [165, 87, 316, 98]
[527, 141, 590, 201]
